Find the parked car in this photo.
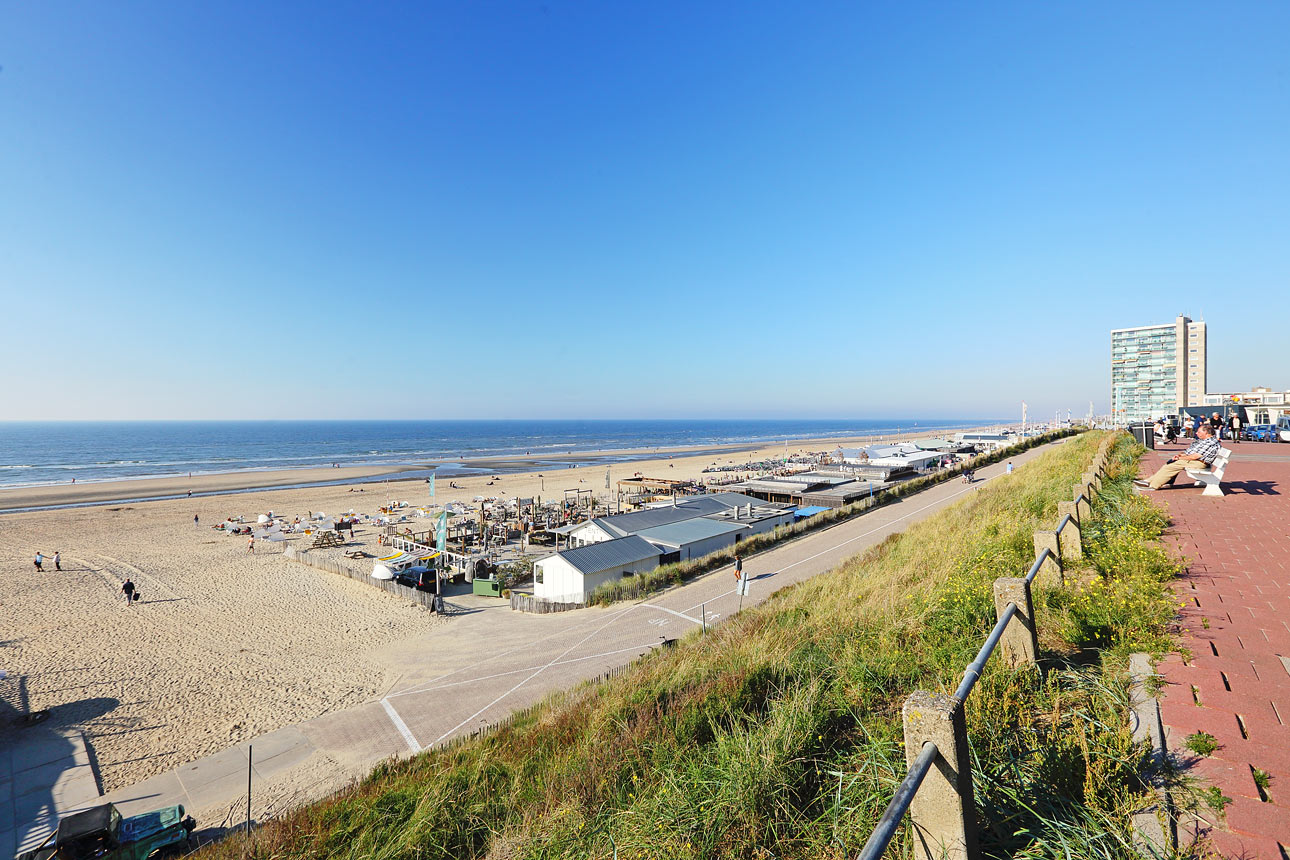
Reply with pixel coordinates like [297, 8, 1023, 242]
[1243, 424, 1276, 442]
[20, 803, 195, 860]
[394, 565, 438, 592]
[1278, 415, 1290, 443]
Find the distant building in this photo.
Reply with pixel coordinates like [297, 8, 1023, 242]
[1202, 387, 1290, 425]
[1111, 315, 1207, 422]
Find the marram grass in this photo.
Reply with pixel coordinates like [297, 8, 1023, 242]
[197, 431, 1194, 860]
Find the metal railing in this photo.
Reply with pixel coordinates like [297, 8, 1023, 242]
[855, 434, 1115, 860]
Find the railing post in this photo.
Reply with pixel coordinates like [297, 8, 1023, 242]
[902, 692, 979, 860]
[1032, 531, 1062, 584]
[993, 578, 1038, 667]
[1072, 481, 1091, 504]
[1057, 520, 1078, 562]
[1074, 492, 1091, 523]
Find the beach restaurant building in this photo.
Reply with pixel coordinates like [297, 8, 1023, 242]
[533, 536, 661, 604]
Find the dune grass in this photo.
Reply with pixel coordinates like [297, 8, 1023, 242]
[199, 430, 1189, 860]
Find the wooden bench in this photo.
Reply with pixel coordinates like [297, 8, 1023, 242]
[1186, 447, 1232, 497]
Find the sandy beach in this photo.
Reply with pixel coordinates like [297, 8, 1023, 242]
[0, 427, 987, 795]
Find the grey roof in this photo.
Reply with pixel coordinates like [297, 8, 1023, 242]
[592, 507, 702, 538]
[553, 535, 660, 575]
[635, 518, 749, 547]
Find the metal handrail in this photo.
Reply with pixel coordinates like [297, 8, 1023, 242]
[1023, 546, 1053, 586]
[953, 601, 1018, 704]
[1055, 513, 1074, 535]
[856, 741, 939, 860]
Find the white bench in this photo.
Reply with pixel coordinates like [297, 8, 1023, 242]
[1186, 447, 1232, 497]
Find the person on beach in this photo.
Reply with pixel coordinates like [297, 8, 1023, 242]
[1135, 424, 1220, 491]
[247, 536, 255, 553]
[34, 552, 45, 572]
[122, 578, 135, 605]
[53, 551, 61, 572]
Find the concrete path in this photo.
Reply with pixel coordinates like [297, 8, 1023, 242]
[0, 725, 101, 860]
[1141, 440, 1290, 857]
[6, 439, 1065, 852]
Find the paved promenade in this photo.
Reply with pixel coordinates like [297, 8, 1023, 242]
[4, 440, 1063, 856]
[1141, 439, 1290, 857]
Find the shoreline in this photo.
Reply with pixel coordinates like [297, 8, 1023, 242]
[0, 424, 1001, 513]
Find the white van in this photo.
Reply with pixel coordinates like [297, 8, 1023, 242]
[1278, 415, 1290, 443]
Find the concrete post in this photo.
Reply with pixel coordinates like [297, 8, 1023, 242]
[902, 691, 979, 860]
[1074, 493, 1091, 523]
[1057, 500, 1079, 526]
[993, 577, 1038, 667]
[1032, 530, 1063, 584]
[1073, 482, 1091, 505]
[1058, 518, 1082, 560]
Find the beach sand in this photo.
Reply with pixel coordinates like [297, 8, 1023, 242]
[0, 427, 985, 794]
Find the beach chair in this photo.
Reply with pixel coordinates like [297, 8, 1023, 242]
[1186, 447, 1232, 497]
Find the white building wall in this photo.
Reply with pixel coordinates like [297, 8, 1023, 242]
[566, 521, 615, 547]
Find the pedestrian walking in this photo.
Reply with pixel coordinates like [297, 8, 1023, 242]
[247, 537, 255, 553]
[194, 514, 199, 527]
[1006, 461, 1014, 474]
[1229, 413, 1242, 444]
[53, 551, 61, 572]
[33, 552, 45, 572]
[122, 578, 135, 605]
[733, 554, 743, 583]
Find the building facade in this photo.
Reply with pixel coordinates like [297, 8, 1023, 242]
[1202, 387, 1290, 425]
[1111, 315, 1207, 422]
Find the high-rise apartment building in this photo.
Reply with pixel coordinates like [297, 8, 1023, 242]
[1110, 315, 1207, 422]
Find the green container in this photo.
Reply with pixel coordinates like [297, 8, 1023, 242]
[472, 577, 502, 597]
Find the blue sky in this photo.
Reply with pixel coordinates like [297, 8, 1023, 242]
[2, 2, 1287, 421]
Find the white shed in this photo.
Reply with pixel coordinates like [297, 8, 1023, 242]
[533, 535, 661, 604]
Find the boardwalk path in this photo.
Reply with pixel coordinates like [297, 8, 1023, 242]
[1143, 439, 1290, 857]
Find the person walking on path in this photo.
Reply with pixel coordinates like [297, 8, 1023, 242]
[1229, 412, 1242, 444]
[33, 552, 45, 572]
[1006, 461, 1014, 474]
[122, 578, 135, 605]
[194, 514, 199, 527]
[53, 551, 61, 572]
[1135, 424, 1221, 491]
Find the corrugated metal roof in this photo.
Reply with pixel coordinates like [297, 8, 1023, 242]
[555, 535, 660, 575]
[593, 507, 701, 537]
[634, 518, 748, 547]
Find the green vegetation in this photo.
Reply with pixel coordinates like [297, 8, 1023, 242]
[1184, 732, 1219, 757]
[589, 428, 1079, 605]
[200, 431, 1190, 860]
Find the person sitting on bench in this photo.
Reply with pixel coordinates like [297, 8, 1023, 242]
[1135, 424, 1220, 491]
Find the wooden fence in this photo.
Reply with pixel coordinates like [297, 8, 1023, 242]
[509, 591, 584, 614]
[283, 544, 438, 610]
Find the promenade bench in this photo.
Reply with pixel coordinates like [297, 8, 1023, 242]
[1186, 447, 1232, 497]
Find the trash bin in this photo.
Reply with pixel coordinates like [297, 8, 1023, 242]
[472, 576, 502, 597]
[1130, 423, 1155, 449]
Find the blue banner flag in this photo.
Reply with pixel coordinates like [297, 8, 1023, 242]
[429, 473, 435, 498]
[435, 511, 447, 552]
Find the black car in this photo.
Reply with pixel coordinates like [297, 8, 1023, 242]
[394, 566, 438, 592]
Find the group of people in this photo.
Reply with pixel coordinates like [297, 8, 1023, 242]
[32, 551, 61, 572]
[1157, 412, 1242, 444]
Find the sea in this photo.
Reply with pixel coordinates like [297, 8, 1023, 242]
[0, 419, 994, 490]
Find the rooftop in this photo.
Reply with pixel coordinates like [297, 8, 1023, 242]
[548, 535, 660, 575]
[634, 518, 749, 547]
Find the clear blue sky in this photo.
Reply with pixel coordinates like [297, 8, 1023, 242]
[2, 2, 1287, 421]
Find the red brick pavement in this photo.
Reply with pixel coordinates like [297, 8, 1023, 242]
[1139, 440, 1290, 857]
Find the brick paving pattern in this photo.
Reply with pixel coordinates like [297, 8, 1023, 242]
[1140, 439, 1290, 858]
